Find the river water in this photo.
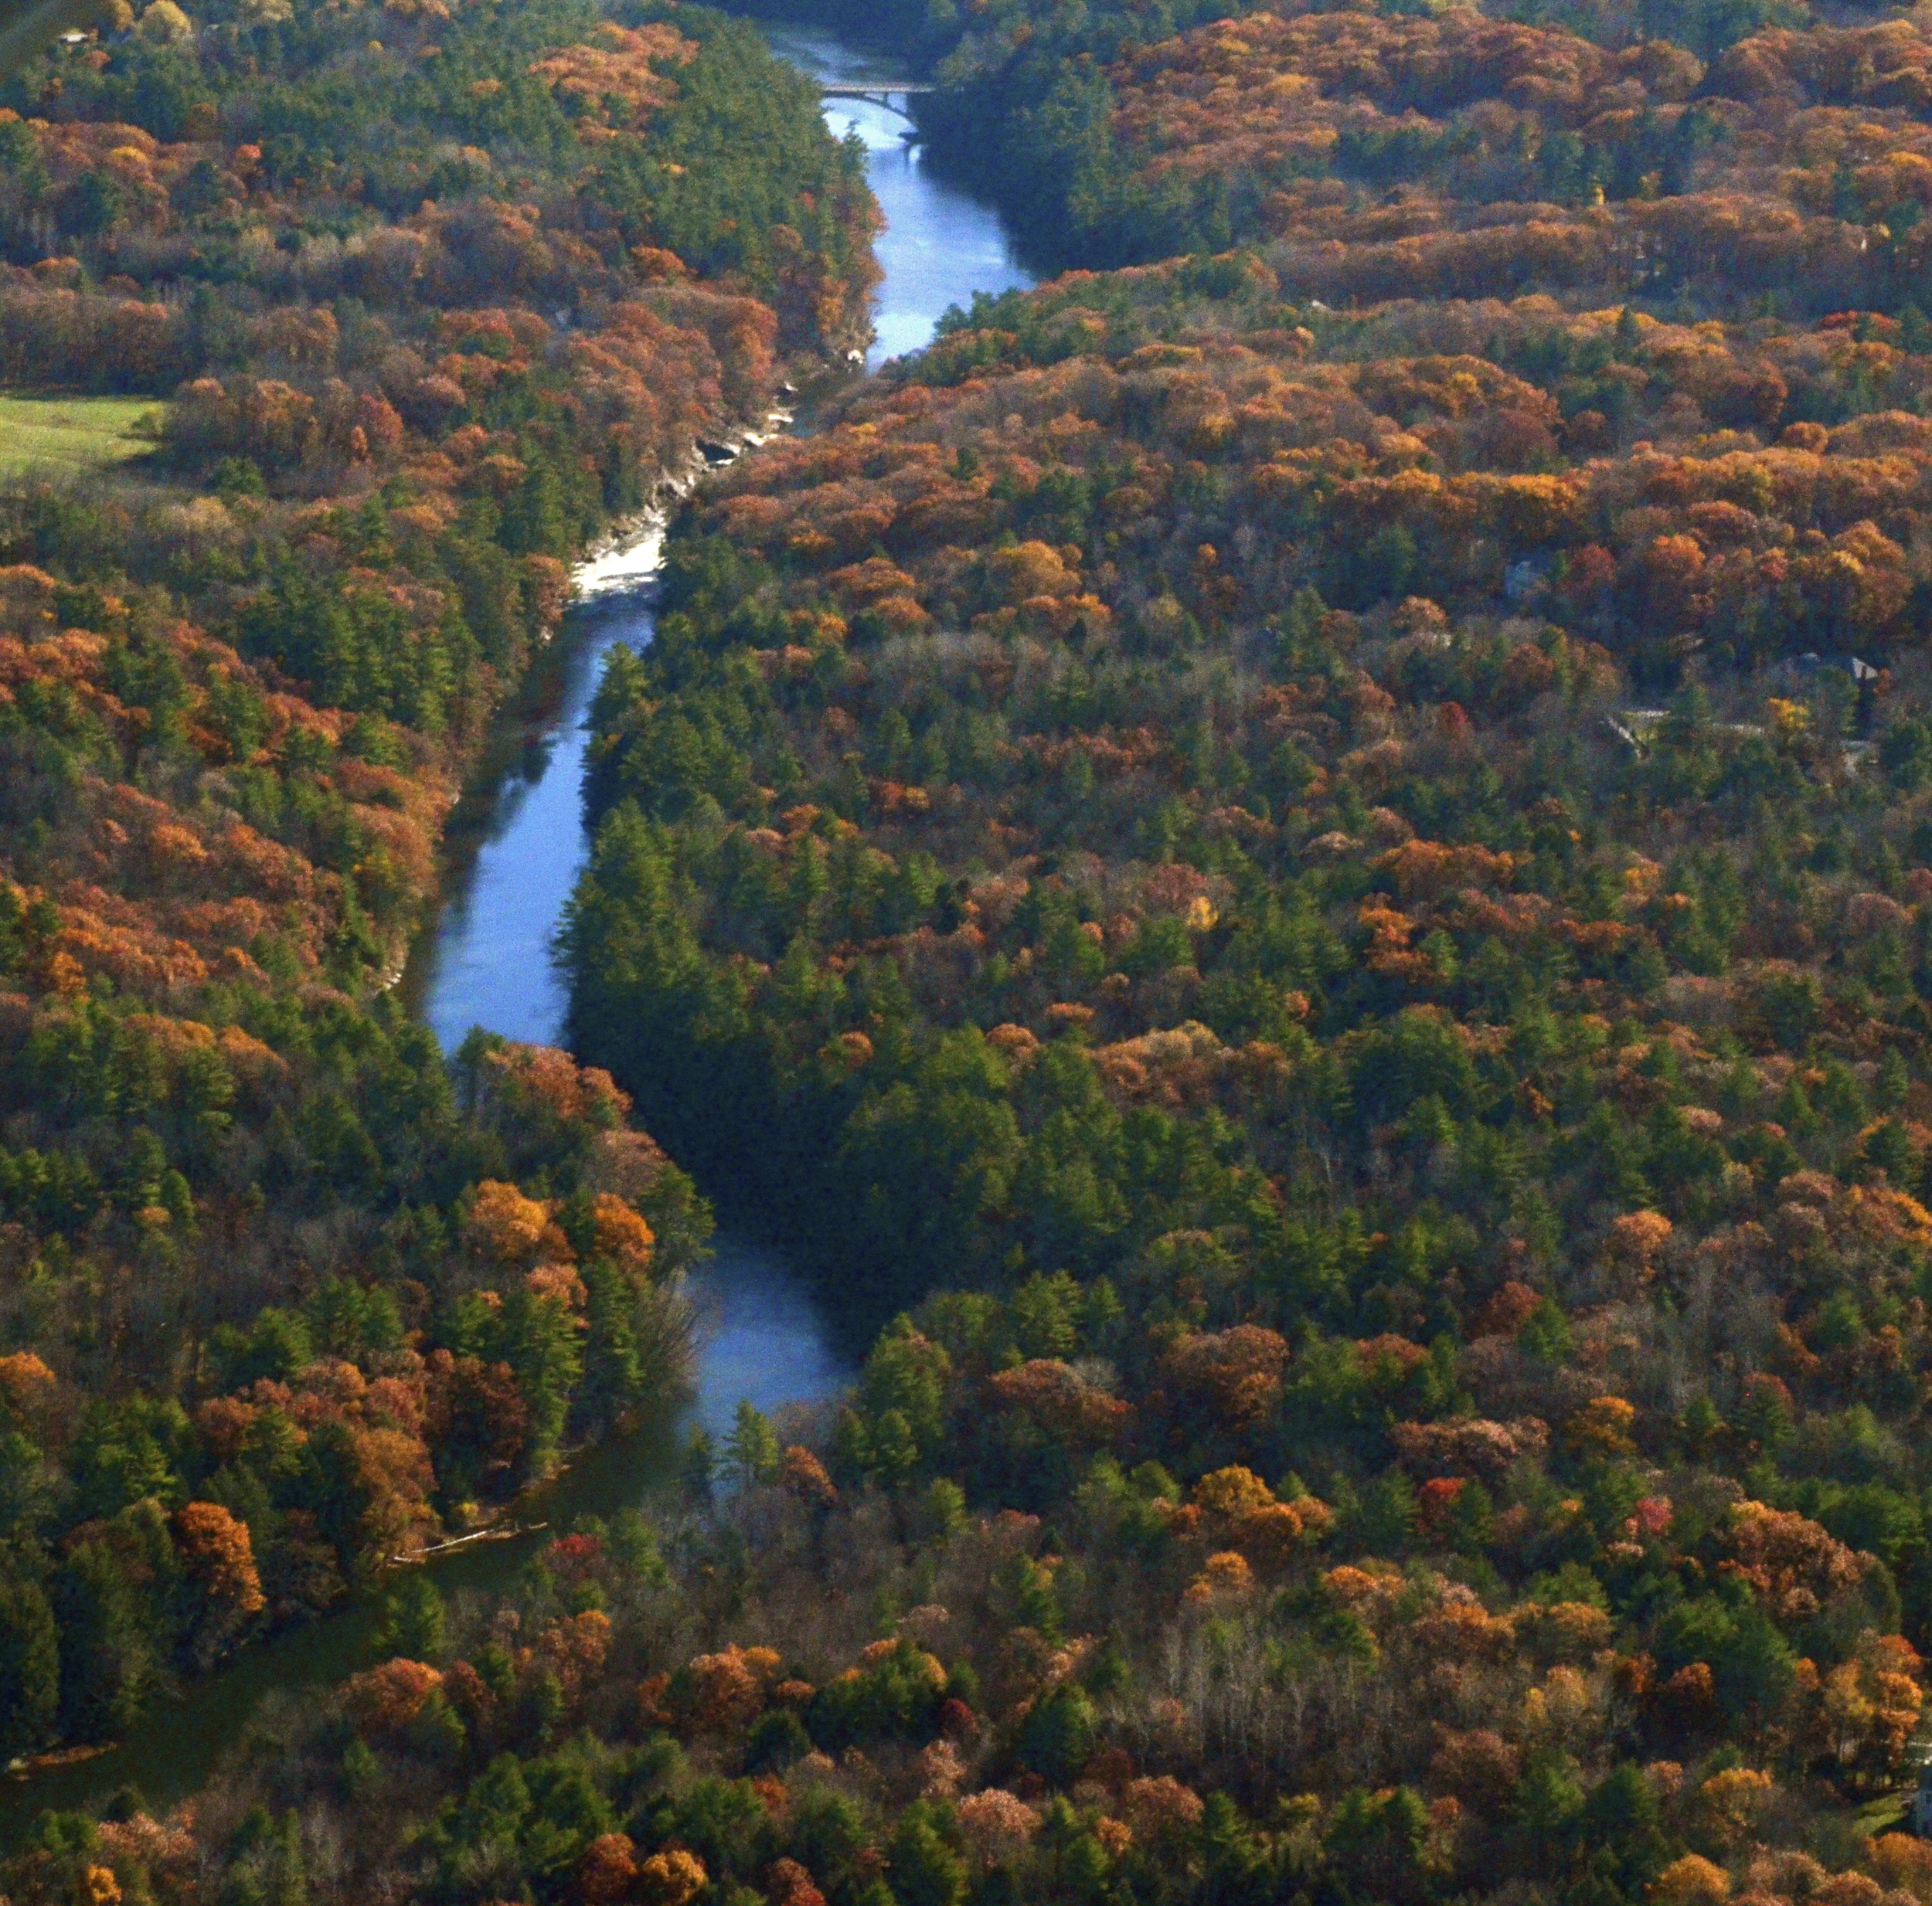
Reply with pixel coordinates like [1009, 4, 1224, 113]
[0, 27, 1029, 1843]
[404, 35, 1029, 1052]
[769, 26, 1035, 369]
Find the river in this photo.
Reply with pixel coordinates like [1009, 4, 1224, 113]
[770, 26, 1035, 370]
[0, 25, 1029, 1843]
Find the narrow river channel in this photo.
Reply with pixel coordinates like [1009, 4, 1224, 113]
[0, 29, 1032, 1842]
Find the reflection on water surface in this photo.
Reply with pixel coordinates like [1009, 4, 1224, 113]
[0, 22, 1030, 1840]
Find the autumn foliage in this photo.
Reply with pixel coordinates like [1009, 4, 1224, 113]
[0, 0, 887, 1782]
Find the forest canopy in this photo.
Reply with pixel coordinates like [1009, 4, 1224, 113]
[0, 0, 871, 1796]
[536, 6, 1932, 1906]
[29, 1, 1932, 1905]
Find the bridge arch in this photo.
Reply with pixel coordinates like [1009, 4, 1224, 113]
[819, 83, 934, 124]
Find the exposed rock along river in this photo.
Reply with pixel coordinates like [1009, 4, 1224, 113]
[0, 29, 1032, 1838]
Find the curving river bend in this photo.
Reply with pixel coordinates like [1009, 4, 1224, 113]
[0, 32, 1031, 1840]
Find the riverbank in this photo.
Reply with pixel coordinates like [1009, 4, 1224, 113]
[0, 2, 884, 1840]
[0, 1228, 855, 1840]
[0, 13, 1025, 1840]
[407, 22, 1030, 1057]
[400, 395, 800, 1045]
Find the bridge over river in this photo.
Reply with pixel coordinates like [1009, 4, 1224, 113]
[820, 81, 934, 119]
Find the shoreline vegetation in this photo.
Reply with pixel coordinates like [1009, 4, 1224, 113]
[0, 0, 878, 1838]
[30, 0, 1932, 1905]
[561, 8, 1932, 1906]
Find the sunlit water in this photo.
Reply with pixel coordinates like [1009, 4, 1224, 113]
[406, 30, 1033, 1050]
[404, 18, 1036, 1417]
[763, 25, 1035, 369]
[0, 32, 1029, 1839]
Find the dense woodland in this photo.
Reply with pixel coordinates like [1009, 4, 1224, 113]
[34, 2, 1932, 1906]
[0, 0, 877, 1806]
[759, 0, 1828, 268]
[542, 4, 1932, 1906]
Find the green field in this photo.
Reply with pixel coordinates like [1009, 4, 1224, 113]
[0, 395, 164, 478]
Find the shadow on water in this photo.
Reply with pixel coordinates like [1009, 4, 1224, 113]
[399, 569, 662, 1052]
[0, 1234, 849, 1841]
[0, 1418, 676, 1840]
[1, 19, 1036, 1846]
[0, 471, 851, 1853]
[761, 23, 1035, 370]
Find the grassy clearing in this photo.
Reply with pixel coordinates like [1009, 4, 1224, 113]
[0, 395, 165, 479]
[1855, 1791, 1911, 1840]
